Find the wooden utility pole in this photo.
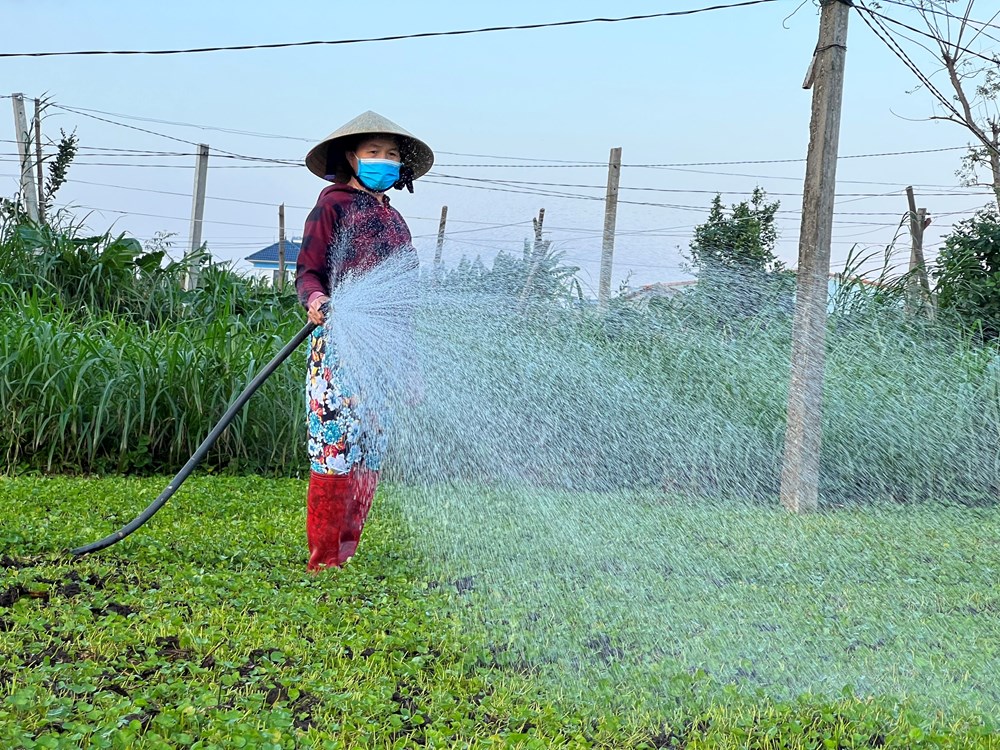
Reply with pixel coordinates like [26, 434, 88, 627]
[598, 147, 622, 308]
[185, 143, 210, 290]
[434, 205, 448, 267]
[518, 208, 548, 310]
[277, 203, 286, 291]
[10, 93, 39, 222]
[905, 186, 932, 313]
[33, 98, 45, 223]
[533, 207, 546, 246]
[779, 0, 851, 514]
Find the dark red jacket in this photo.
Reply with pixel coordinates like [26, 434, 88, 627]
[295, 183, 415, 307]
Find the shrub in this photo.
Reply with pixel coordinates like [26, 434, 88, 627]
[933, 205, 1000, 341]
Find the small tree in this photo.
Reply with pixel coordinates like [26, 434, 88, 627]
[932, 205, 1000, 341]
[688, 187, 782, 274]
[686, 188, 789, 325]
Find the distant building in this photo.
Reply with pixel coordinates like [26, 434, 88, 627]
[246, 238, 302, 285]
[622, 280, 698, 306]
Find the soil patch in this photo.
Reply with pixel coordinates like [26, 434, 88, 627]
[23, 643, 75, 667]
[156, 635, 194, 661]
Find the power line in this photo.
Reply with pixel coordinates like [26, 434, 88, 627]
[0, 158, 293, 170]
[439, 145, 970, 168]
[878, 0, 1000, 29]
[48, 104, 299, 164]
[6, 149, 987, 196]
[421, 167, 980, 190]
[44, 106, 317, 142]
[878, 0, 1000, 31]
[23, 102, 977, 170]
[422, 176, 932, 224]
[876, 0, 1000, 46]
[855, 3, 1000, 158]
[427, 172, 988, 198]
[54, 203, 277, 229]
[646, 163, 974, 187]
[432, 174, 810, 211]
[0, 1, 779, 58]
[437, 151, 603, 165]
[411, 220, 535, 239]
[859, 4, 1000, 66]
[0, 139, 196, 157]
[48, 176, 313, 209]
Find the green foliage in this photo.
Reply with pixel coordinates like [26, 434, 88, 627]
[435, 243, 581, 305]
[0, 301, 306, 475]
[0, 207, 305, 475]
[685, 188, 789, 324]
[587, 271, 998, 504]
[0, 206, 298, 328]
[43, 129, 78, 214]
[933, 205, 1000, 341]
[688, 187, 783, 275]
[1, 476, 998, 747]
[830, 244, 913, 319]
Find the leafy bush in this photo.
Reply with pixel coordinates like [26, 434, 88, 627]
[2, 206, 998, 507]
[933, 205, 1000, 341]
[688, 187, 783, 274]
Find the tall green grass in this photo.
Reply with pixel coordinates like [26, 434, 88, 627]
[2, 208, 998, 502]
[390, 264, 999, 505]
[1, 211, 308, 475]
[0, 293, 307, 475]
[586, 274, 1000, 504]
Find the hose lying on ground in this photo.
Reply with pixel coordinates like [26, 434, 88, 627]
[71, 320, 318, 557]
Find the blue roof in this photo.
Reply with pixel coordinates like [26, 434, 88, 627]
[246, 240, 302, 266]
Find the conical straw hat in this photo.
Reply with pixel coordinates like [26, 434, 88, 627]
[305, 110, 434, 181]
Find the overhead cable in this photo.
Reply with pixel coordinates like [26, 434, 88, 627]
[0, 1, 779, 58]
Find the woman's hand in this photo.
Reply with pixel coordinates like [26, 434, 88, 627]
[308, 295, 332, 326]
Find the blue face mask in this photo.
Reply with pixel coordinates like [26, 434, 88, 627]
[355, 158, 401, 192]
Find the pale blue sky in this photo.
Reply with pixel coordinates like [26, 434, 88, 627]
[2, 0, 995, 292]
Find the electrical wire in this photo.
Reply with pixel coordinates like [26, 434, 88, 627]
[42, 106, 317, 143]
[855, 3, 1000, 159]
[438, 145, 970, 168]
[15, 105, 979, 170]
[878, 0, 1000, 32]
[422, 176, 925, 225]
[859, 4, 1000, 65]
[48, 104, 300, 164]
[430, 173, 911, 215]
[877, 0, 1000, 46]
[0, 1, 779, 58]
[427, 172, 988, 199]
[52, 203, 277, 229]
[0, 159, 293, 170]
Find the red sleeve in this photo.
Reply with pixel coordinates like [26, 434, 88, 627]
[295, 198, 337, 307]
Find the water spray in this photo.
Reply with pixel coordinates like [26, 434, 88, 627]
[70, 319, 318, 557]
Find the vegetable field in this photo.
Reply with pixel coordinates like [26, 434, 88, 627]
[2, 477, 998, 749]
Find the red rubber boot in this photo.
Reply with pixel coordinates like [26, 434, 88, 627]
[306, 471, 351, 571]
[337, 469, 379, 565]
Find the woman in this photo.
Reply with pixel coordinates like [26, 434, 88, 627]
[295, 110, 433, 571]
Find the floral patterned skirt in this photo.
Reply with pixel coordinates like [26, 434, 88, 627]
[306, 326, 386, 475]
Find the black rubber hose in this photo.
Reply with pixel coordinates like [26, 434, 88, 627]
[70, 319, 318, 557]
